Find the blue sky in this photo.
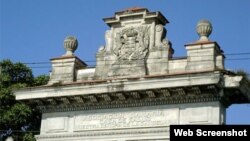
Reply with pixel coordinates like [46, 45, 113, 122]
[1, 0, 249, 124]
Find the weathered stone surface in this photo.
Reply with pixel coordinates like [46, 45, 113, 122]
[95, 8, 173, 79]
[48, 56, 86, 84]
[48, 9, 224, 82]
[185, 41, 224, 71]
[63, 36, 78, 56]
[35, 102, 224, 141]
[196, 20, 212, 41]
[14, 7, 250, 141]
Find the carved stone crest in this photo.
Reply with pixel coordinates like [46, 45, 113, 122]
[105, 26, 151, 76]
[113, 26, 150, 64]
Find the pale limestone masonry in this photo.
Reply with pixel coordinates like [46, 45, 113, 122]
[15, 8, 250, 141]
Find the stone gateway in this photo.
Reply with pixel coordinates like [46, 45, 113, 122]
[15, 8, 250, 141]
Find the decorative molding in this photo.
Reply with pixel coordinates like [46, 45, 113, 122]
[73, 96, 84, 103]
[34, 99, 45, 105]
[60, 97, 70, 104]
[175, 88, 186, 96]
[191, 87, 201, 95]
[46, 98, 57, 105]
[36, 127, 169, 139]
[116, 93, 126, 100]
[130, 91, 141, 99]
[207, 85, 218, 94]
[104, 94, 112, 101]
[37, 95, 221, 113]
[88, 95, 98, 103]
[154, 89, 171, 97]
[25, 85, 223, 113]
[146, 90, 156, 98]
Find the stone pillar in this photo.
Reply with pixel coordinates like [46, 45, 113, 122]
[185, 20, 224, 71]
[48, 56, 86, 84]
[48, 36, 87, 84]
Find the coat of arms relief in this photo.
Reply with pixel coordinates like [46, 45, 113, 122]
[113, 25, 150, 64]
[103, 25, 150, 76]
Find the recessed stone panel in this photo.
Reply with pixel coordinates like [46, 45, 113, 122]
[45, 117, 68, 133]
[73, 107, 179, 131]
[180, 106, 211, 124]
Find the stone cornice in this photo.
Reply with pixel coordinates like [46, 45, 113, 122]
[103, 8, 169, 27]
[50, 55, 87, 67]
[15, 71, 222, 100]
[36, 127, 169, 139]
[28, 85, 222, 113]
[15, 71, 250, 113]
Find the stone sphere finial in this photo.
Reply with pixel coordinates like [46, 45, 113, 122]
[196, 20, 212, 41]
[63, 36, 78, 56]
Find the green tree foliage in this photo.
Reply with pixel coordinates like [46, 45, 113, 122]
[0, 60, 49, 141]
[32, 75, 49, 87]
